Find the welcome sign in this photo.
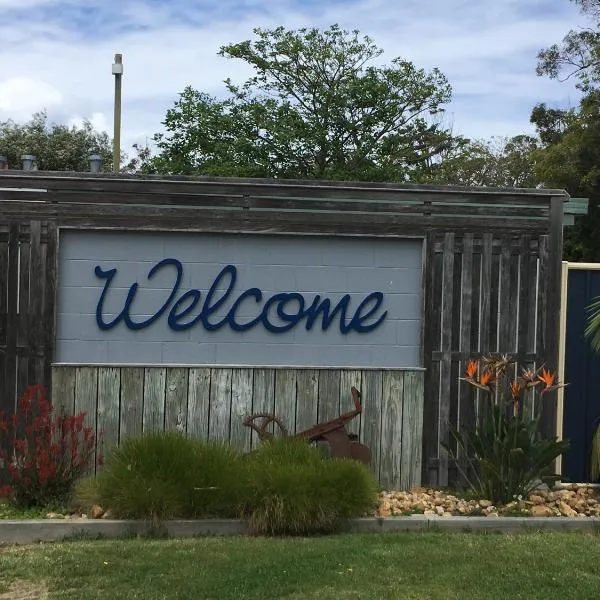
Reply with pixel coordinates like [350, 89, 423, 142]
[56, 231, 423, 368]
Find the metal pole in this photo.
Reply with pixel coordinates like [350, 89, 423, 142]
[112, 53, 123, 172]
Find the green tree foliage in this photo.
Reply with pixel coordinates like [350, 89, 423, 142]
[536, 0, 600, 92]
[143, 25, 464, 181]
[534, 0, 600, 261]
[425, 135, 540, 188]
[532, 94, 600, 261]
[0, 112, 112, 171]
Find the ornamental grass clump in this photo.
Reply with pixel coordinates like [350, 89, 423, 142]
[242, 437, 378, 536]
[445, 354, 569, 505]
[0, 384, 100, 508]
[81, 431, 247, 520]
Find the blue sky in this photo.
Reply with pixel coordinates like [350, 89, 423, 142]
[0, 0, 588, 158]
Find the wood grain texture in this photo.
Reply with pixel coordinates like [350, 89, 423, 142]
[51, 366, 75, 416]
[339, 370, 362, 437]
[380, 371, 404, 490]
[295, 369, 319, 432]
[119, 367, 144, 440]
[187, 368, 211, 441]
[97, 367, 120, 463]
[437, 233, 455, 488]
[360, 370, 383, 480]
[208, 368, 232, 442]
[317, 369, 341, 422]
[74, 367, 98, 473]
[143, 367, 166, 433]
[250, 369, 275, 447]
[164, 368, 189, 433]
[274, 369, 297, 434]
[401, 371, 425, 489]
[229, 369, 253, 451]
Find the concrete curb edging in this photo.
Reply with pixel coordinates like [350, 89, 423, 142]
[1, 516, 600, 544]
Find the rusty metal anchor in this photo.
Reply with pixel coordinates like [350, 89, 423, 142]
[243, 386, 372, 467]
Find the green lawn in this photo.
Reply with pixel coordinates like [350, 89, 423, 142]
[1, 532, 599, 599]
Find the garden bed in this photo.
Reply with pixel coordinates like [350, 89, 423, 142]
[377, 483, 600, 518]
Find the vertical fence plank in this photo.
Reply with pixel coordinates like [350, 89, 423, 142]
[360, 370, 383, 480]
[295, 369, 319, 432]
[402, 370, 424, 488]
[75, 367, 98, 473]
[423, 232, 442, 486]
[499, 238, 513, 354]
[380, 371, 404, 490]
[164, 368, 189, 433]
[339, 370, 362, 437]
[97, 367, 120, 462]
[457, 234, 475, 485]
[143, 367, 166, 433]
[51, 366, 76, 416]
[317, 369, 341, 422]
[209, 368, 232, 442]
[120, 368, 144, 440]
[0, 233, 7, 431]
[438, 233, 455, 488]
[16, 225, 30, 401]
[5, 224, 19, 415]
[517, 235, 532, 363]
[479, 234, 493, 354]
[251, 369, 275, 447]
[28, 221, 44, 384]
[229, 369, 253, 451]
[186, 368, 211, 441]
[275, 369, 297, 433]
[43, 223, 58, 392]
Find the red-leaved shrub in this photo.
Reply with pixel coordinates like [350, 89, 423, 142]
[0, 384, 102, 507]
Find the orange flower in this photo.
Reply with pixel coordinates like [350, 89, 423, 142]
[510, 381, 521, 399]
[466, 360, 479, 379]
[538, 368, 556, 388]
[479, 370, 494, 387]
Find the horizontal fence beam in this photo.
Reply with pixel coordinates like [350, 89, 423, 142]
[0, 171, 567, 205]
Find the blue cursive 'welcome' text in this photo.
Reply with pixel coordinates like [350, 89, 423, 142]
[94, 259, 387, 335]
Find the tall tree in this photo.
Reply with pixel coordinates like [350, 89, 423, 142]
[144, 25, 464, 181]
[537, 0, 600, 91]
[424, 135, 540, 188]
[532, 92, 600, 261]
[0, 112, 112, 171]
[535, 0, 600, 260]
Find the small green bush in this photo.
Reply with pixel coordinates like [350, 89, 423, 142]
[89, 432, 246, 520]
[243, 438, 378, 536]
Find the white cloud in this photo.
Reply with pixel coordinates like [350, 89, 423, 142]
[0, 0, 588, 156]
[68, 111, 111, 132]
[0, 77, 62, 116]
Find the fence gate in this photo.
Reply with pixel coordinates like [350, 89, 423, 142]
[560, 262, 600, 483]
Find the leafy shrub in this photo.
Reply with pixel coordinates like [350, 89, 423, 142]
[90, 431, 246, 520]
[242, 438, 378, 536]
[0, 384, 100, 508]
[445, 354, 570, 505]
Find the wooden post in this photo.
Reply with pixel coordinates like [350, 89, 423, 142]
[542, 194, 566, 439]
[112, 54, 123, 173]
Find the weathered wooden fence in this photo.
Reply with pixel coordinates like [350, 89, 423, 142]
[52, 366, 424, 489]
[0, 172, 568, 487]
[0, 221, 57, 418]
[423, 232, 558, 487]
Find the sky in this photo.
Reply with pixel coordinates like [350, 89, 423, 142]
[0, 0, 589, 159]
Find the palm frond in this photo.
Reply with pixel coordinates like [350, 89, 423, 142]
[585, 296, 600, 353]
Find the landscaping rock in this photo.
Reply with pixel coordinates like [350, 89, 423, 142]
[376, 485, 600, 518]
[90, 505, 104, 519]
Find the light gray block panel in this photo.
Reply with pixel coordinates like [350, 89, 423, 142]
[56, 231, 423, 367]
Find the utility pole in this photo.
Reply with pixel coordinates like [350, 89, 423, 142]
[112, 53, 123, 172]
